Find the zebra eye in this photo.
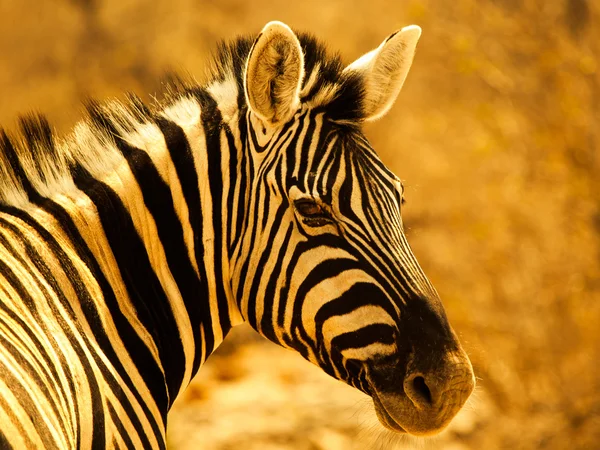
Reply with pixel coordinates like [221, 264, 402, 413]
[294, 199, 326, 218]
[293, 199, 333, 227]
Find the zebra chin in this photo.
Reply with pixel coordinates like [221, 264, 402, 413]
[366, 347, 475, 436]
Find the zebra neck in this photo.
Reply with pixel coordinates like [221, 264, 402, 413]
[62, 93, 248, 407]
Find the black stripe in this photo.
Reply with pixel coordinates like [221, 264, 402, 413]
[236, 117, 305, 319]
[198, 91, 232, 338]
[0, 201, 164, 447]
[314, 282, 396, 339]
[0, 296, 57, 448]
[0, 392, 34, 449]
[0, 227, 81, 445]
[337, 145, 362, 224]
[230, 118, 251, 258]
[0, 214, 112, 449]
[0, 332, 66, 444]
[154, 117, 208, 376]
[107, 402, 137, 450]
[224, 127, 242, 260]
[331, 323, 396, 351]
[0, 430, 14, 450]
[246, 204, 288, 330]
[287, 255, 361, 357]
[259, 225, 293, 344]
[289, 257, 361, 329]
[113, 137, 194, 401]
[295, 115, 317, 191]
[248, 117, 267, 153]
[0, 130, 37, 198]
[323, 139, 343, 204]
[64, 170, 169, 441]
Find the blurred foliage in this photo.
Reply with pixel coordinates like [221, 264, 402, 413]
[0, 0, 598, 448]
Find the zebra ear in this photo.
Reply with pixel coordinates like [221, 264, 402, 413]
[344, 25, 421, 122]
[244, 21, 305, 126]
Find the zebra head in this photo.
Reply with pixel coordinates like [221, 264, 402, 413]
[232, 21, 475, 436]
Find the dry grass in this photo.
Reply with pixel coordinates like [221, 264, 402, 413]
[1, 0, 598, 448]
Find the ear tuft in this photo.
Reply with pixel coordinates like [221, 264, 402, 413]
[345, 25, 422, 121]
[244, 21, 305, 126]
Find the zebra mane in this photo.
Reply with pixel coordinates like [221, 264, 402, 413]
[169, 32, 365, 122]
[0, 31, 364, 207]
[0, 96, 153, 207]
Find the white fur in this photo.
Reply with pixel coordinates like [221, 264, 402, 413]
[207, 74, 239, 123]
[0, 156, 28, 206]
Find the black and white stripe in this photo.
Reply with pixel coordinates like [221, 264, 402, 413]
[0, 21, 474, 447]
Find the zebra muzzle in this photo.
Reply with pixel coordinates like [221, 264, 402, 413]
[367, 347, 475, 435]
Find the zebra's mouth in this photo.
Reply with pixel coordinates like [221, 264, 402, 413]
[371, 390, 407, 433]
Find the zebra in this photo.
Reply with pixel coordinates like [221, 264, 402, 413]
[0, 20, 475, 449]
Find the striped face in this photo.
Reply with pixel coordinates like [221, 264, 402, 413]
[235, 22, 475, 436]
[235, 106, 475, 435]
[237, 109, 428, 369]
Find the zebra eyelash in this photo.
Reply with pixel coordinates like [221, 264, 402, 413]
[293, 198, 333, 227]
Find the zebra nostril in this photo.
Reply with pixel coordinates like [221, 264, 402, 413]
[412, 376, 432, 404]
[404, 373, 433, 408]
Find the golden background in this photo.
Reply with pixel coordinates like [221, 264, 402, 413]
[1, 1, 598, 448]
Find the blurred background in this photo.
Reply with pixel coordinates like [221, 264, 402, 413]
[1, 1, 598, 448]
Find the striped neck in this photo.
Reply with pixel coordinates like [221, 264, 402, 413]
[41, 88, 248, 411]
